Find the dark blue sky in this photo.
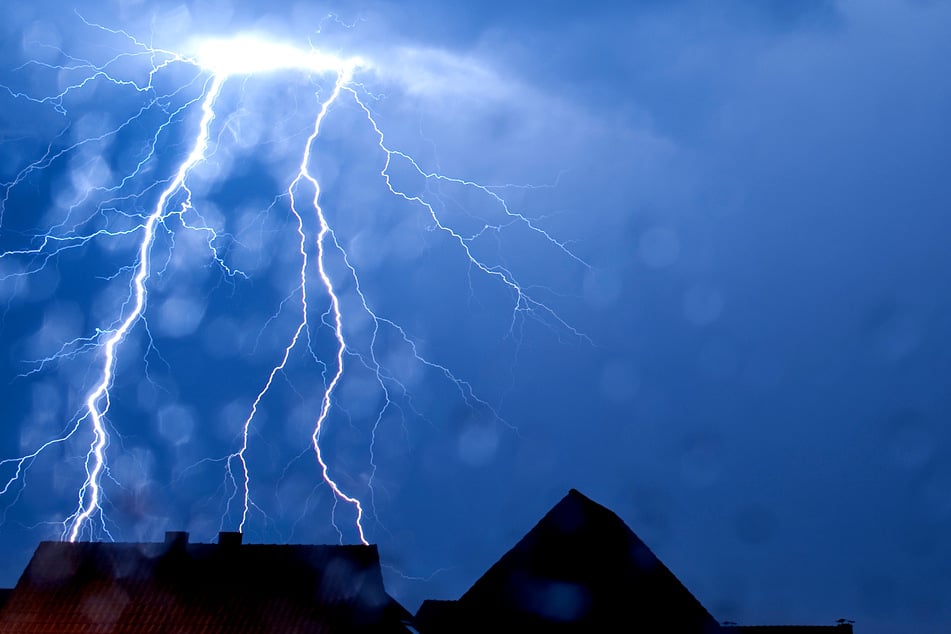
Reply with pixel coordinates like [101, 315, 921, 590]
[1, 1, 950, 632]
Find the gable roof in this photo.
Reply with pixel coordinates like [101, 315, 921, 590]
[418, 488, 721, 633]
[0, 532, 412, 633]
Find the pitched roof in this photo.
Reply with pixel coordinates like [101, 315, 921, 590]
[417, 488, 722, 633]
[0, 532, 412, 633]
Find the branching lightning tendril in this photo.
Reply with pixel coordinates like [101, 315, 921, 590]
[0, 18, 587, 548]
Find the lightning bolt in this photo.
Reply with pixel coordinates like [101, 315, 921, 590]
[0, 17, 588, 548]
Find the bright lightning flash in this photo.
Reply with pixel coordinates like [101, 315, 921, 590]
[0, 20, 587, 549]
[193, 35, 364, 78]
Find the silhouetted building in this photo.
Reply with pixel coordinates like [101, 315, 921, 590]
[0, 531, 412, 633]
[0, 490, 854, 633]
[721, 627, 854, 633]
[415, 489, 853, 634]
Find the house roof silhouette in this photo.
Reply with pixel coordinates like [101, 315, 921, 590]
[0, 531, 412, 633]
[0, 489, 855, 633]
[417, 488, 722, 632]
[415, 489, 853, 634]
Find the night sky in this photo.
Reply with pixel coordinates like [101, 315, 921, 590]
[1, 1, 950, 633]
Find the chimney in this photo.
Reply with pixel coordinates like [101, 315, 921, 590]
[218, 531, 243, 547]
[164, 531, 189, 548]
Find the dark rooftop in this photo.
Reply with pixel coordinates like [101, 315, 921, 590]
[721, 623, 852, 634]
[0, 490, 855, 633]
[417, 488, 722, 632]
[416, 489, 853, 634]
[0, 531, 412, 633]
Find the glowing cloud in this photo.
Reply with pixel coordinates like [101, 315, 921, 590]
[191, 34, 365, 77]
